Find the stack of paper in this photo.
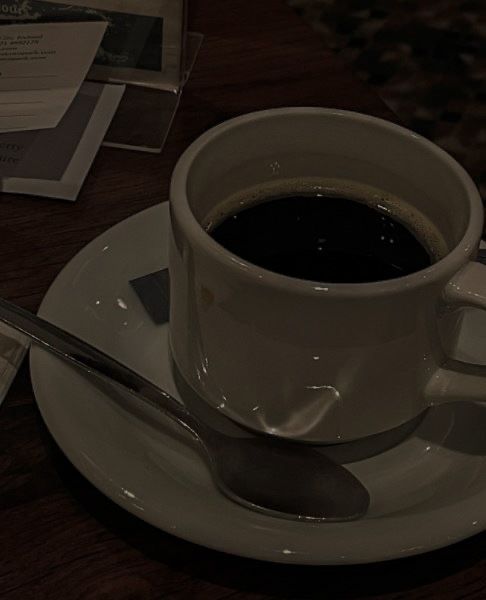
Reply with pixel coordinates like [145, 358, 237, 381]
[0, 19, 125, 200]
[1, 80, 124, 200]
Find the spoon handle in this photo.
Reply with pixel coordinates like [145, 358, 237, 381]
[0, 297, 203, 441]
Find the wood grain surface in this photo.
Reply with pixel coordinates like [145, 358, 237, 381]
[0, 1, 485, 598]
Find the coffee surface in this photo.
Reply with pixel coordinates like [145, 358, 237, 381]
[209, 194, 433, 283]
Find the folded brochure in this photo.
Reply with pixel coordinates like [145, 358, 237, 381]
[0, 80, 125, 200]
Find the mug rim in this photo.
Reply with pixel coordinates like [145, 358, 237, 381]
[170, 107, 483, 297]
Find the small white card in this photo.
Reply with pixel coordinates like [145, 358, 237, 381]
[8, 0, 187, 92]
[0, 20, 107, 132]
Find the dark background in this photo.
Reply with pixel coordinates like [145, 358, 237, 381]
[288, 0, 485, 202]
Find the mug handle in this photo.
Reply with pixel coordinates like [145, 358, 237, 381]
[426, 261, 486, 403]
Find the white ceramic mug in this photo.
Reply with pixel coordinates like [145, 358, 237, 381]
[169, 107, 486, 443]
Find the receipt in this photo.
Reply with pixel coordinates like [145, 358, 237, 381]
[0, 20, 107, 132]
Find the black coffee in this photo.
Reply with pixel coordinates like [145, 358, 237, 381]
[209, 194, 433, 283]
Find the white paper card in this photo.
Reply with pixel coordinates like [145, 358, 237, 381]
[0, 20, 107, 132]
[0, 324, 28, 408]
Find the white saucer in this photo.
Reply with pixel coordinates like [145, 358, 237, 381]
[30, 203, 486, 565]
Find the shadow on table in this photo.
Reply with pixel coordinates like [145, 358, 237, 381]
[43, 426, 486, 600]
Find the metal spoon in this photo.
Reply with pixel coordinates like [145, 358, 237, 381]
[0, 296, 370, 522]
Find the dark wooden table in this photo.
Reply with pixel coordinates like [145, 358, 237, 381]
[1, 1, 485, 598]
